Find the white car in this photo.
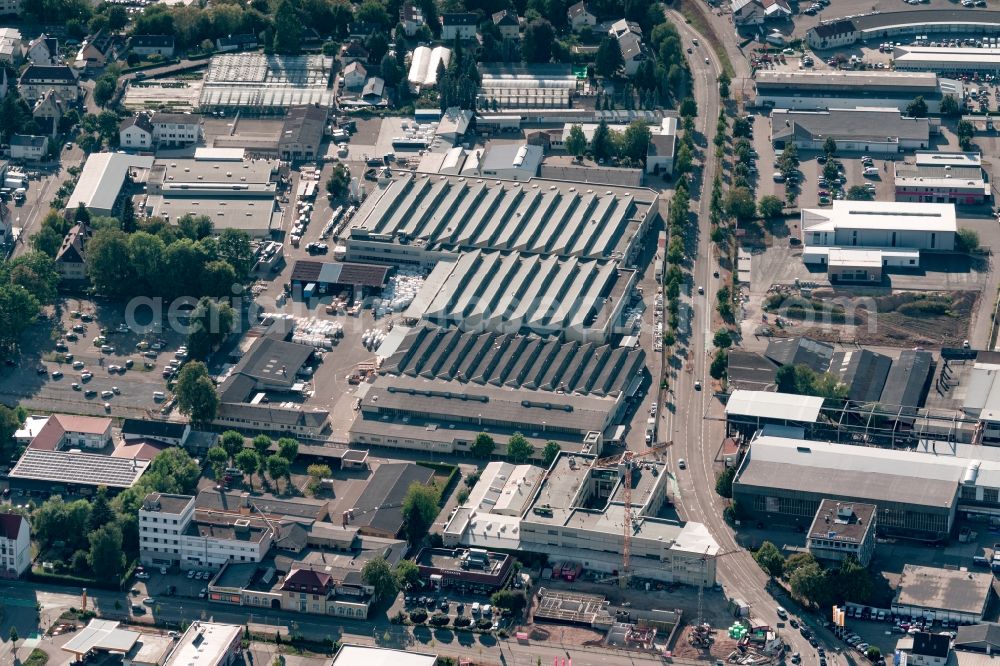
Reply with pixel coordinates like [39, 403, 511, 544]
[678, 459, 687, 470]
[187, 570, 196, 579]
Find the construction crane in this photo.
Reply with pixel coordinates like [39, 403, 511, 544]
[594, 441, 673, 588]
[697, 547, 741, 625]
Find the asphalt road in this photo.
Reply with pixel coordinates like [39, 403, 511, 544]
[662, 8, 846, 664]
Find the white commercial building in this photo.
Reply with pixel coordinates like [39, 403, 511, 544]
[333, 646, 437, 666]
[165, 622, 241, 666]
[800, 200, 956, 276]
[139, 493, 275, 571]
[477, 143, 543, 180]
[66, 153, 154, 216]
[894, 45, 1000, 75]
[753, 70, 962, 113]
[445, 453, 719, 585]
[771, 108, 930, 155]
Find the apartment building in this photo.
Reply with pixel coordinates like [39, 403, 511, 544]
[0, 513, 30, 578]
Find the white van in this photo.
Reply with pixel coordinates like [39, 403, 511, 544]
[153, 391, 166, 401]
[472, 602, 481, 615]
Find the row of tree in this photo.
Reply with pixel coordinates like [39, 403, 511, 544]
[470, 432, 561, 465]
[563, 120, 652, 167]
[754, 544, 874, 608]
[206, 431, 300, 492]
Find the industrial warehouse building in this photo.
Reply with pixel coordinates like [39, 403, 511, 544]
[401, 249, 635, 342]
[199, 53, 335, 113]
[893, 564, 994, 624]
[343, 173, 659, 268]
[893, 45, 1000, 75]
[800, 200, 956, 278]
[807, 10, 1000, 49]
[443, 453, 720, 586]
[144, 155, 282, 237]
[753, 71, 963, 113]
[731, 429, 1000, 541]
[66, 153, 154, 216]
[771, 108, 930, 155]
[894, 151, 990, 204]
[289, 260, 391, 301]
[348, 324, 645, 453]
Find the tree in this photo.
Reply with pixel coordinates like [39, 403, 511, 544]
[88, 486, 115, 532]
[758, 195, 784, 219]
[784, 552, 817, 578]
[470, 432, 495, 458]
[0, 285, 40, 354]
[595, 36, 625, 77]
[235, 449, 261, 487]
[542, 441, 561, 467]
[86, 228, 133, 298]
[846, 185, 875, 201]
[93, 77, 116, 107]
[715, 466, 735, 498]
[75, 202, 91, 224]
[266, 454, 290, 489]
[394, 560, 421, 589]
[718, 71, 731, 99]
[957, 119, 976, 150]
[709, 348, 727, 380]
[186, 298, 235, 359]
[564, 124, 587, 158]
[866, 647, 882, 662]
[145, 447, 202, 494]
[362, 556, 400, 601]
[402, 481, 440, 545]
[380, 53, 403, 88]
[207, 446, 229, 479]
[9, 626, 17, 643]
[835, 555, 873, 604]
[522, 19, 555, 63]
[590, 120, 615, 161]
[725, 187, 757, 221]
[326, 164, 351, 198]
[823, 136, 837, 156]
[221, 431, 245, 460]
[713, 328, 733, 349]
[507, 432, 534, 462]
[217, 228, 254, 281]
[790, 561, 830, 607]
[491, 590, 527, 614]
[272, 0, 303, 53]
[307, 463, 331, 494]
[754, 541, 785, 579]
[679, 97, 698, 118]
[957, 228, 981, 253]
[775, 364, 847, 400]
[253, 435, 272, 457]
[620, 121, 652, 163]
[732, 117, 752, 138]
[940, 94, 961, 117]
[89, 522, 125, 580]
[174, 361, 219, 425]
[905, 95, 928, 118]
[277, 437, 298, 462]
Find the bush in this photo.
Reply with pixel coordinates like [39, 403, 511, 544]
[476, 618, 494, 630]
[409, 608, 428, 623]
[430, 612, 450, 626]
[454, 615, 473, 628]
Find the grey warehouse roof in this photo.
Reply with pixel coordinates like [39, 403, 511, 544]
[765, 337, 834, 373]
[348, 172, 657, 260]
[772, 109, 930, 144]
[829, 349, 891, 402]
[755, 70, 940, 93]
[894, 564, 994, 616]
[382, 325, 646, 397]
[734, 434, 964, 509]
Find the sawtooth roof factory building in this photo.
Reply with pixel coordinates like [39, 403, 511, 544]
[349, 324, 646, 454]
[754, 71, 962, 113]
[343, 173, 659, 269]
[732, 428, 1000, 541]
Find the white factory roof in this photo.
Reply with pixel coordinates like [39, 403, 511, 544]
[67, 153, 155, 212]
[914, 151, 981, 167]
[963, 363, 1000, 422]
[333, 645, 437, 666]
[894, 45, 1000, 66]
[194, 147, 246, 161]
[63, 620, 139, 657]
[165, 622, 241, 666]
[802, 200, 956, 233]
[436, 107, 472, 137]
[725, 390, 824, 422]
[828, 248, 884, 268]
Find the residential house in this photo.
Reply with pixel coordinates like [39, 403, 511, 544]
[896, 633, 952, 666]
[954, 623, 1000, 654]
[732, 0, 791, 26]
[567, 1, 597, 30]
[129, 35, 174, 58]
[18, 65, 78, 103]
[0, 0, 21, 16]
[26, 33, 59, 65]
[492, 10, 520, 40]
[343, 61, 367, 89]
[55, 222, 90, 281]
[119, 113, 153, 150]
[27, 414, 113, 451]
[121, 419, 191, 447]
[150, 112, 202, 147]
[0, 28, 22, 65]
[279, 568, 373, 619]
[32, 89, 63, 137]
[348, 22, 380, 39]
[340, 41, 369, 65]
[440, 13, 479, 41]
[10, 134, 47, 161]
[362, 77, 385, 102]
[74, 30, 120, 69]
[0, 513, 30, 578]
[400, 3, 425, 36]
[215, 34, 257, 52]
[278, 105, 327, 162]
[609, 20, 646, 76]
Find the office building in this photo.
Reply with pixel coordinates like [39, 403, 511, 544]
[806, 500, 877, 566]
